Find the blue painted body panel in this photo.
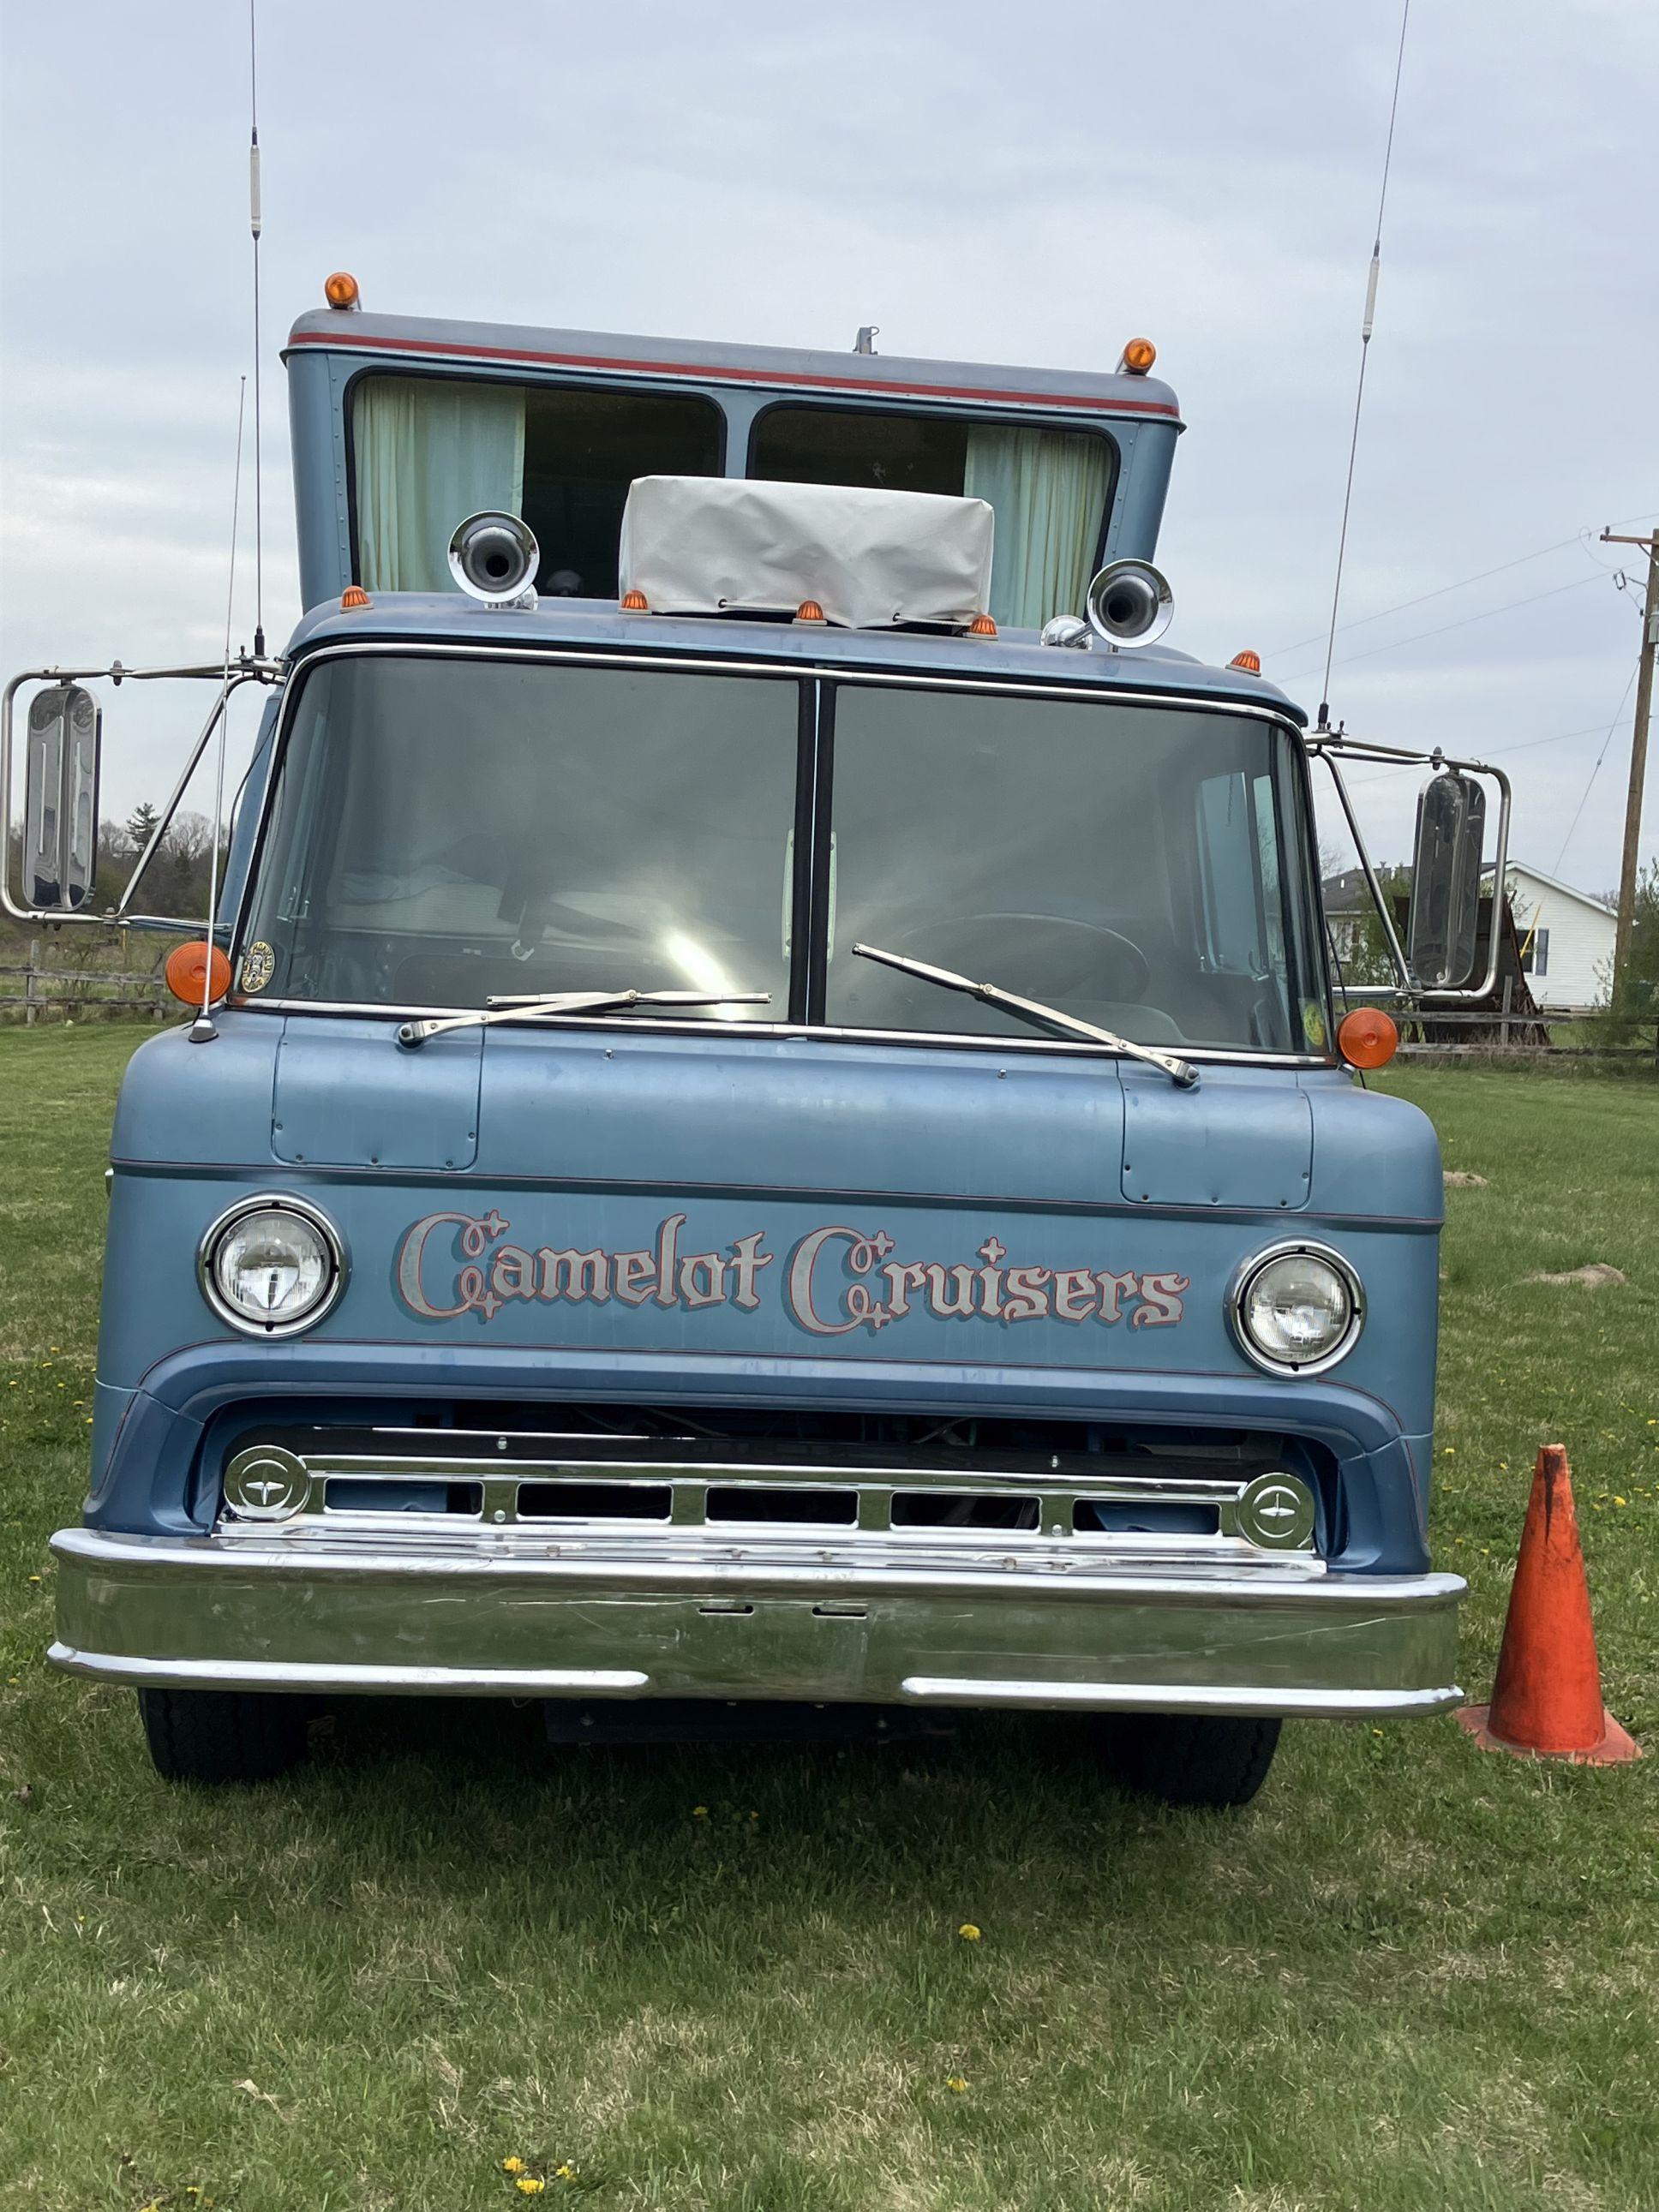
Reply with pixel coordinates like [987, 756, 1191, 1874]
[283, 313, 1185, 610]
[277, 591, 1304, 721]
[93, 1014, 1442, 1575]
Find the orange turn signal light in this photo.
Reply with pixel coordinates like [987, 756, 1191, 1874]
[1120, 338, 1157, 374]
[341, 584, 372, 609]
[165, 941, 233, 1008]
[1338, 1005, 1399, 1070]
[795, 600, 826, 624]
[1229, 649, 1261, 673]
[324, 270, 361, 310]
[620, 589, 649, 612]
[967, 613, 998, 637]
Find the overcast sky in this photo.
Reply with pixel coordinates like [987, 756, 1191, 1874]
[2, 1, 1655, 892]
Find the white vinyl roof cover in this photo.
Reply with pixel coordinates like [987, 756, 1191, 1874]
[618, 475, 995, 631]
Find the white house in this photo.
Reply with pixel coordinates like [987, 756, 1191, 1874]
[1488, 862, 1616, 1009]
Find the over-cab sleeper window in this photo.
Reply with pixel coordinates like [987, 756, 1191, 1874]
[350, 374, 722, 599]
[751, 404, 1115, 631]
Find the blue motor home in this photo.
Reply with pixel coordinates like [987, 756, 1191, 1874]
[7, 281, 1511, 1804]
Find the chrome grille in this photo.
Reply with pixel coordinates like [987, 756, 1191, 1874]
[217, 1429, 1323, 1577]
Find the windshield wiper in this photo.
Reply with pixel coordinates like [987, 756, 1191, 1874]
[397, 988, 770, 1049]
[851, 943, 1197, 1087]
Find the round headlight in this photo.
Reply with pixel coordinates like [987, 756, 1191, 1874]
[200, 1196, 345, 1336]
[1231, 1243, 1363, 1376]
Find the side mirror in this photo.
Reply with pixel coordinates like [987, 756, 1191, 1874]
[24, 684, 102, 912]
[1408, 768, 1486, 989]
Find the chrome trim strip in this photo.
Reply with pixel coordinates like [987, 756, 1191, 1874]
[899, 1677, 1460, 1718]
[48, 1647, 650, 1697]
[51, 1527, 1460, 1605]
[226, 998, 1335, 1068]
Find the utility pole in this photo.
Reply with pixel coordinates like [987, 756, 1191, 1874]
[1601, 529, 1659, 993]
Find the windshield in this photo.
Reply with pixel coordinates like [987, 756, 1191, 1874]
[823, 685, 1322, 1053]
[241, 655, 799, 1015]
[242, 653, 1324, 1055]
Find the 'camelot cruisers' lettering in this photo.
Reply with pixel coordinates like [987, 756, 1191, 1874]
[394, 1210, 1189, 1334]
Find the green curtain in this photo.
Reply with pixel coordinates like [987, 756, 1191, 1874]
[354, 376, 527, 593]
[963, 426, 1111, 631]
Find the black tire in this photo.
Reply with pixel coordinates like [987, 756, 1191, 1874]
[138, 1687, 309, 1784]
[1110, 1713, 1282, 1808]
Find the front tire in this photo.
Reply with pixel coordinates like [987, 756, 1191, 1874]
[1111, 1713, 1281, 1808]
[139, 1687, 309, 1783]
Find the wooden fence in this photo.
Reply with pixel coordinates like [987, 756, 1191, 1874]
[1339, 981, 1659, 1063]
[0, 938, 171, 1025]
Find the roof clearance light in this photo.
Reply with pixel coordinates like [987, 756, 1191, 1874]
[967, 613, 997, 637]
[324, 271, 361, 310]
[1230, 649, 1261, 673]
[341, 585, 372, 610]
[165, 942, 232, 1007]
[1338, 1005, 1399, 1070]
[620, 589, 650, 612]
[1119, 338, 1157, 375]
[795, 600, 827, 624]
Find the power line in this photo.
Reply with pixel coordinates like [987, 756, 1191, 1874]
[1315, 0, 1411, 729]
[1298, 568, 1609, 677]
[1268, 511, 1659, 661]
[1345, 717, 1621, 786]
[1552, 664, 1641, 876]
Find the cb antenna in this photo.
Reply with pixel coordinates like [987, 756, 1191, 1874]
[248, 0, 266, 661]
[1317, 0, 1411, 733]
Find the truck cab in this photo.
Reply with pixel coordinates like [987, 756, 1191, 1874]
[17, 289, 1479, 1807]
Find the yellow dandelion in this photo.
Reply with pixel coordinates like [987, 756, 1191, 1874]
[554, 2164, 576, 2181]
[502, 2158, 526, 2175]
[1614, 1496, 1627, 1507]
[692, 1804, 709, 1818]
[516, 2180, 547, 2197]
[957, 1922, 982, 1941]
[27, 1575, 41, 1585]
[946, 2074, 968, 2093]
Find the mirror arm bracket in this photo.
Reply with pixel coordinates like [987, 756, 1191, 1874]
[1, 660, 279, 928]
[1317, 750, 1416, 996]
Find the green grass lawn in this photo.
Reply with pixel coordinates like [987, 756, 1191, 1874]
[2, 1027, 1655, 2211]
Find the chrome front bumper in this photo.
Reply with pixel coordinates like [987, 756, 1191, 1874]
[49, 1527, 1464, 1718]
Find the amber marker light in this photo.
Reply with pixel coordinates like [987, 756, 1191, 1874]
[324, 270, 361, 310]
[165, 942, 233, 1008]
[795, 600, 826, 624]
[967, 613, 998, 637]
[620, 589, 649, 612]
[340, 585, 372, 609]
[1119, 338, 1157, 375]
[1229, 649, 1261, 673]
[1338, 1005, 1399, 1070]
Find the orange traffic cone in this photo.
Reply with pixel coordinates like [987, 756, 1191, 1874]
[1456, 1444, 1640, 1764]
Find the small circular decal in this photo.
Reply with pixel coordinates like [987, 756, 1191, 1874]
[1303, 1001, 1327, 1052]
[240, 941, 276, 995]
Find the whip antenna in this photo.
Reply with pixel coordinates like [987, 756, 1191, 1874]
[190, 380, 248, 1045]
[1317, 0, 1411, 733]
[248, 0, 266, 661]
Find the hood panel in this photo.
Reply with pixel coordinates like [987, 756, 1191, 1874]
[1121, 1066, 1311, 1210]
